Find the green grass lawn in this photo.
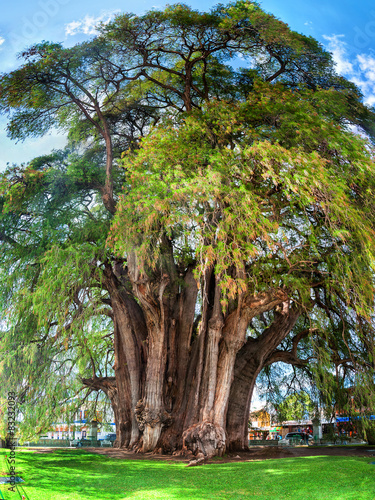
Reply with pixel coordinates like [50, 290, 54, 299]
[0, 448, 374, 500]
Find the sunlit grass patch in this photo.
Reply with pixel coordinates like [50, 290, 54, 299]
[0, 449, 373, 500]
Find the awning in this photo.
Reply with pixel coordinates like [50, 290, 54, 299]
[336, 415, 375, 422]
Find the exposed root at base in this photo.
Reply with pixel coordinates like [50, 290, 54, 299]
[187, 452, 206, 466]
[182, 421, 226, 464]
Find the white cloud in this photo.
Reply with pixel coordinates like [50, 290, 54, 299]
[65, 21, 82, 37]
[323, 35, 354, 75]
[65, 11, 120, 37]
[356, 54, 375, 106]
[365, 95, 375, 106]
[357, 54, 375, 82]
[0, 36, 5, 47]
[323, 34, 375, 107]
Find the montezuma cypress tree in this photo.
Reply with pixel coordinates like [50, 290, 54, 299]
[1, 2, 375, 460]
[107, 87, 375, 457]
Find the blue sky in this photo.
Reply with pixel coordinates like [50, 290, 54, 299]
[0, 0, 374, 170]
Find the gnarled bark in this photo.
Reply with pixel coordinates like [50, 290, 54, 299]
[127, 243, 179, 451]
[103, 263, 147, 447]
[156, 266, 199, 453]
[182, 422, 225, 465]
[95, 257, 305, 460]
[226, 303, 301, 451]
[181, 282, 290, 460]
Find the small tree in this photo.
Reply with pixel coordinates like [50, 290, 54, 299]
[276, 392, 315, 422]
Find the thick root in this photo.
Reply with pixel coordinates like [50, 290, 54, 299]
[182, 421, 226, 463]
[135, 399, 172, 452]
[142, 422, 163, 452]
[187, 452, 206, 466]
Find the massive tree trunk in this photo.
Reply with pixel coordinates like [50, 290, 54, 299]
[226, 304, 301, 451]
[82, 371, 130, 448]
[181, 289, 290, 462]
[155, 266, 199, 453]
[126, 246, 177, 452]
[103, 263, 148, 447]
[94, 257, 302, 460]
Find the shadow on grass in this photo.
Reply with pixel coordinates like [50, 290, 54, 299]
[1, 450, 374, 500]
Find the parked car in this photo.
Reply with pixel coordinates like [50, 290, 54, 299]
[99, 433, 116, 447]
[103, 433, 116, 442]
[284, 432, 313, 444]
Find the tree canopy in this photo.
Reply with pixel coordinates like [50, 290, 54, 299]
[276, 391, 315, 422]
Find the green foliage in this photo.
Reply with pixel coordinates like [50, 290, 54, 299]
[0, 154, 115, 439]
[276, 391, 315, 422]
[109, 82, 375, 312]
